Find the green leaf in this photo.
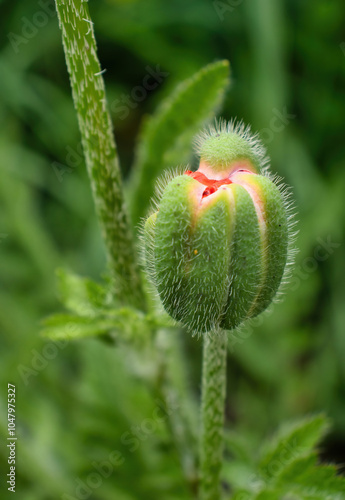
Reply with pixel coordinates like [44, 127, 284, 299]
[258, 415, 330, 481]
[128, 60, 230, 226]
[254, 492, 280, 500]
[231, 490, 254, 500]
[43, 269, 174, 344]
[230, 416, 345, 500]
[41, 314, 115, 341]
[56, 268, 108, 317]
[41, 308, 152, 343]
[275, 453, 317, 485]
[41, 305, 173, 344]
[231, 490, 278, 500]
[276, 455, 345, 500]
[231, 459, 345, 500]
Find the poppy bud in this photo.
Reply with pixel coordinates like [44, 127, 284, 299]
[143, 121, 295, 334]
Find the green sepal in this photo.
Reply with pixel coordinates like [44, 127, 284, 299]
[154, 175, 199, 324]
[221, 184, 263, 330]
[184, 189, 233, 332]
[249, 175, 288, 317]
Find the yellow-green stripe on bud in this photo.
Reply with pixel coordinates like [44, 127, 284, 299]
[143, 121, 295, 334]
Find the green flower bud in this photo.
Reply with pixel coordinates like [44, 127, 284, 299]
[143, 121, 295, 334]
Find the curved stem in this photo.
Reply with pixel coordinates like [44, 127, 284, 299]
[54, 0, 144, 309]
[199, 330, 228, 500]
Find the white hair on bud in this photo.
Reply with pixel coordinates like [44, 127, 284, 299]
[264, 171, 299, 304]
[193, 117, 271, 175]
[150, 165, 187, 212]
[139, 119, 298, 335]
[137, 165, 188, 305]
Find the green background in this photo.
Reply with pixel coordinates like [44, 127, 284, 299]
[0, 0, 345, 498]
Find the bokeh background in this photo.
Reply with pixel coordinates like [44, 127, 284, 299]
[1, 0, 345, 499]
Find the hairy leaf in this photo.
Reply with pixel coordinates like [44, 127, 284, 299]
[41, 308, 152, 343]
[41, 304, 173, 345]
[231, 490, 278, 500]
[258, 414, 330, 481]
[56, 268, 108, 317]
[128, 60, 230, 226]
[229, 416, 345, 500]
[276, 455, 345, 499]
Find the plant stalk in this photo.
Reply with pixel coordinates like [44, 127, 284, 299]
[54, 0, 144, 309]
[199, 330, 228, 500]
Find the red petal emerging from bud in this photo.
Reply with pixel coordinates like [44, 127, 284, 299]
[185, 170, 232, 198]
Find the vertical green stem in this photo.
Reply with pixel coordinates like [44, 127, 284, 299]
[199, 330, 228, 500]
[54, 0, 144, 309]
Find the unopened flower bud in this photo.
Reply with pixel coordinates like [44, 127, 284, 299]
[143, 121, 295, 334]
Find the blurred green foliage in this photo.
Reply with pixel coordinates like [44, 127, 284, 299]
[1, 0, 345, 498]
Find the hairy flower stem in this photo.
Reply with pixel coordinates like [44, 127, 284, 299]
[199, 330, 228, 500]
[54, 0, 144, 309]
